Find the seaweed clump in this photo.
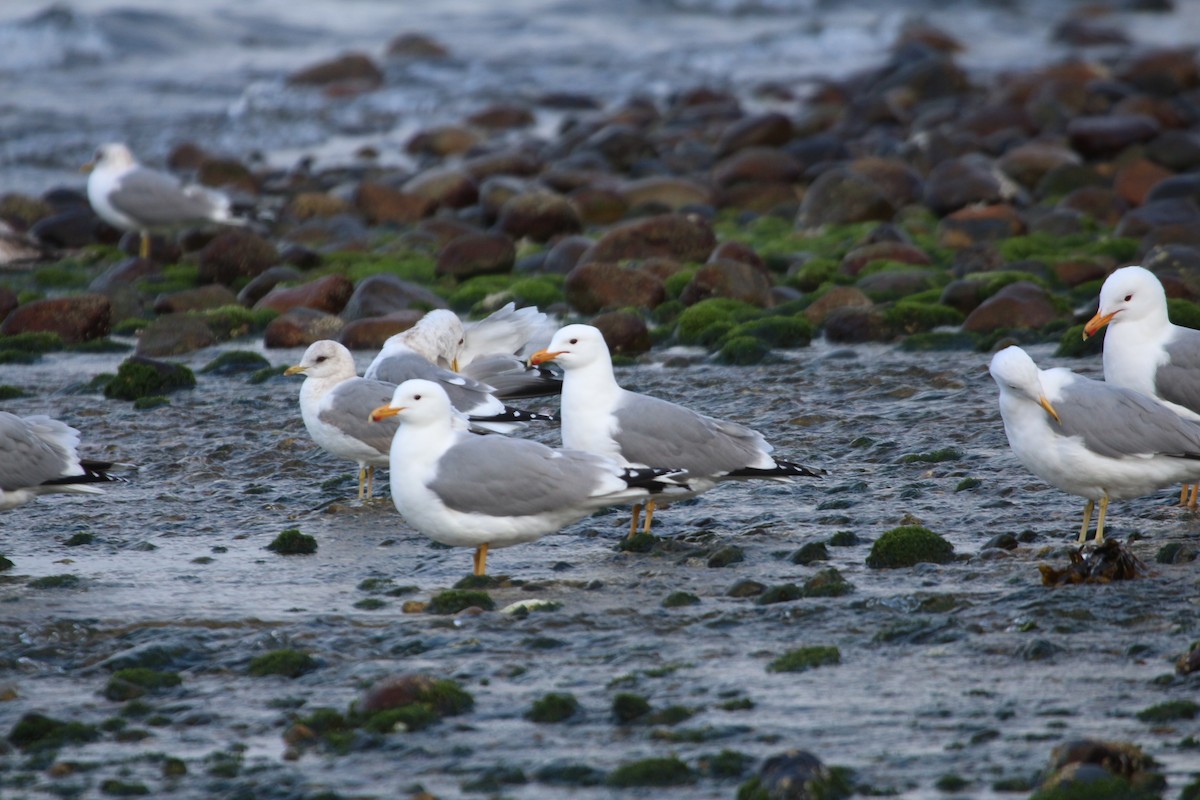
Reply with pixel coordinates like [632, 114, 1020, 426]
[865, 525, 954, 568]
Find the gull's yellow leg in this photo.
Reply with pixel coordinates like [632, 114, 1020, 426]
[1094, 495, 1110, 543]
[473, 543, 489, 576]
[1189, 483, 1199, 509]
[139, 232, 150, 259]
[642, 499, 657, 534]
[357, 467, 367, 500]
[1180, 484, 1189, 506]
[629, 504, 643, 538]
[1077, 498, 1095, 543]
[366, 466, 375, 499]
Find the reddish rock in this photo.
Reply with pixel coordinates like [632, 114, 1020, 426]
[998, 141, 1082, 190]
[1057, 186, 1127, 228]
[962, 281, 1061, 333]
[1115, 46, 1200, 95]
[0, 286, 16, 321]
[402, 167, 479, 210]
[1114, 158, 1173, 207]
[1067, 114, 1161, 159]
[153, 284, 239, 314]
[462, 148, 544, 181]
[405, 125, 481, 157]
[840, 242, 932, 278]
[568, 186, 628, 226]
[716, 112, 793, 156]
[636, 257, 687, 283]
[262, 308, 345, 348]
[923, 156, 1004, 217]
[496, 190, 583, 243]
[619, 177, 712, 211]
[354, 182, 435, 224]
[338, 310, 426, 350]
[340, 274, 446, 321]
[134, 314, 216, 357]
[580, 213, 716, 265]
[799, 167, 894, 227]
[591, 310, 652, 356]
[937, 204, 1025, 248]
[849, 158, 925, 208]
[196, 158, 258, 195]
[197, 229, 279, 286]
[564, 262, 667, 313]
[254, 274, 354, 315]
[713, 147, 802, 188]
[714, 182, 799, 214]
[466, 103, 535, 130]
[802, 286, 873, 327]
[1053, 260, 1110, 287]
[679, 260, 774, 307]
[0, 294, 109, 343]
[435, 232, 516, 279]
[709, 240, 767, 273]
[287, 52, 384, 92]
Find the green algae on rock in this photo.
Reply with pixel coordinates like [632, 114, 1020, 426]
[427, 588, 495, 614]
[199, 350, 271, 375]
[104, 356, 196, 401]
[266, 529, 317, 555]
[767, 645, 841, 673]
[606, 756, 696, 788]
[103, 668, 183, 702]
[247, 649, 318, 678]
[866, 525, 955, 568]
[8, 712, 101, 752]
[526, 692, 580, 723]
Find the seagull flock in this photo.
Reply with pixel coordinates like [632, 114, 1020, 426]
[1, 141, 1195, 568]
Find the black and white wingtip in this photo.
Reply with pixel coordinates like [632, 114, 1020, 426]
[468, 406, 558, 424]
[41, 459, 128, 489]
[619, 466, 694, 494]
[728, 458, 825, 480]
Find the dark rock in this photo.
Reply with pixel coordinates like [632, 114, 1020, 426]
[679, 260, 774, 307]
[962, 281, 1061, 333]
[354, 181, 436, 224]
[938, 280, 986, 315]
[0, 192, 54, 231]
[541, 235, 594, 275]
[402, 167, 479, 210]
[135, 314, 217, 357]
[754, 749, 845, 800]
[340, 273, 446, 321]
[782, 133, 850, 173]
[196, 157, 258, 195]
[590, 311, 651, 356]
[849, 157, 925, 207]
[803, 286, 874, 328]
[338, 310, 426, 350]
[153, 284, 239, 315]
[1058, 186, 1128, 227]
[798, 167, 895, 227]
[29, 206, 104, 249]
[564, 262, 667, 313]
[287, 52, 384, 91]
[937, 204, 1025, 247]
[856, 269, 941, 302]
[0, 287, 16, 321]
[1145, 129, 1200, 172]
[386, 32, 449, 59]
[620, 177, 712, 212]
[254, 274, 354, 315]
[839, 242, 932, 278]
[709, 240, 767, 273]
[712, 147, 803, 188]
[922, 155, 1004, 217]
[197, 229, 279, 286]
[822, 305, 890, 343]
[496, 190, 583, 242]
[237, 266, 305, 307]
[997, 141, 1081, 190]
[406, 124, 481, 157]
[463, 148, 544, 181]
[1145, 173, 1200, 207]
[1053, 259, 1109, 288]
[568, 185, 629, 226]
[580, 123, 658, 172]
[262, 308, 345, 348]
[1067, 114, 1161, 159]
[435, 232, 516, 279]
[580, 213, 716, 265]
[1115, 197, 1200, 239]
[466, 103, 535, 130]
[726, 579, 766, 598]
[89, 257, 162, 294]
[716, 112, 793, 155]
[0, 294, 110, 343]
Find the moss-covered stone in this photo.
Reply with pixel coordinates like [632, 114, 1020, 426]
[199, 350, 271, 375]
[707, 544, 745, 568]
[828, 530, 861, 547]
[675, 298, 762, 346]
[715, 335, 771, 365]
[460, 765, 528, 793]
[535, 762, 606, 786]
[104, 357, 196, 401]
[247, 649, 318, 678]
[767, 645, 841, 673]
[0, 331, 64, 355]
[103, 668, 182, 701]
[801, 567, 854, 598]
[700, 749, 753, 779]
[884, 300, 964, 334]
[1135, 699, 1198, 723]
[1029, 776, 1160, 800]
[266, 528, 317, 555]
[526, 692, 580, 723]
[1056, 323, 1105, 358]
[27, 574, 81, 589]
[133, 395, 169, 410]
[756, 583, 802, 605]
[64, 532, 94, 546]
[955, 477, 982, 492]
[898, 331, 979, 351]
[362, 703, 439, 733]
[427, 588, 496, 614]
[790, 541, 829, 565]
[606, 756, 696, 787]
[612, 693, 651, 724]
[8, 712, 101, 751]
[866, 525, 955, 568]
[724, 315, 814, 348]
[663, 590, 701, 608]
[0, 554, 14, 571]
[899, 447, 962, 464]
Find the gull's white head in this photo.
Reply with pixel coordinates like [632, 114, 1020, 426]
[1084, 265, 1168, 337]
[370, 378, 453, 424]
[392, 309, 465, 367]
[989, 345, 1060, 422]
[284, 340, 358, 380]
[86, 143, 138, 173]
[529, 324, 609, 370]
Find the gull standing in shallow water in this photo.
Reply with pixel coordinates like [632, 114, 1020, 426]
[84, 142, 242, 259]
[369, 379, 690, 576]
[1, 412, 119, 510]
[1083, 265, 1200, 506]
[529, 324, 823, 536]
[989, 345, 1200, 542]
[285, 341, 398, 499]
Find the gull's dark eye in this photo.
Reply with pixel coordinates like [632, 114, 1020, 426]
[569, 338, 578, 344]
[414, 394, 422, 401]
[1124, 294, 1133, 302]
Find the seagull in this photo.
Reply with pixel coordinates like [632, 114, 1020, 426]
[1083, 265, 1200, 506]
[1, 412, 120, 510]
[529, 324, 823, 536]
[284, 341, 399, 499]
[989, 345, 1200, 542]
[83, 142, 242, 259]
[366, 304, 560, 401]
[368, 379, 690, 575]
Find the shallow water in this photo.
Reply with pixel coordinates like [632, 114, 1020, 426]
[2, 340, 1199, 798]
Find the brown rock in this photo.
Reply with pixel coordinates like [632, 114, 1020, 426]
[591, 310, 652, 356]
[338, 310, 426, 350]
[937, 204, 1025, 248]
[580, 213, 716, 265]
[679, 260, 774, 307]
[466, 104, 535, 130]
[849, 157, 925, 208]
[714, 182, 799, 214]
[496, 190, 583, 243]
[938, 279, 986, 315]
[803, 286, 873, 327]
[196, 158, 258, 195]
[710, 241, 767, 273]
[923, 156, 1004, 217]
[478, 176, 524, 221]
[636, 257, 687, 283]
[564, 262, 667, 313]
[153, 284, 239, 315]
[354, 181, 435, 225]
[1057, 186, 1127, 227]
[254, 274, 354, 315]
[402, 167, 479, 210]
[1053, 260, 1110, 287]
[361, 674, 438, 714]
[435, 232, 515, 279]
[619, 177, 713, 211]
[1067, 114, 1161, 159]
[462, 148, 544, 181]
[856, 269, 941, 301]
[799, 167, 895, 227]
[840, 242, 932, 278]
[405, 125, 481, 157]
[962, 281, 1060, 333]
[1114, 158, 1173, 207]
[568, 186, 628, 226]
[386, 33, 449, 60]
[0, 286, 17, 322]
[1115, 46, 1200, 95]
[287, 52, 384, 91]
[134, 313, 217, 357]
[197, 229, 279, 286]
[998, 141, 1082, 190]
[341, 274, 446, 321]
[262, 308, 346, 348]
[29, 206, 106, 249]
[712, 147, 802, 188]
[237, 266, 306, 307]
[284, 192, 353, 221]
[716, 112, 793, 156]
[0, 294, 110, 343]
[822, 306, 890, 343]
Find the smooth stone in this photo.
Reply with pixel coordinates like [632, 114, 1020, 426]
[134, 314, 217, 357]
[679, 260, 774, 307]
[254, 274, 354, 315]
[0, 294, 110, 343]
[262, 308, 345, 348]
[962, 281, 1060, 333]
[153, 284, 239, 315]
[496, 189, 583, 243]
[564, 262, 667, 313]
[590, 310, 651, 356]
[197, 229, 279, 286]
[340, 274, 446, 321]
[435, 232, 516, 279]
[579, 213, 716, 265]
